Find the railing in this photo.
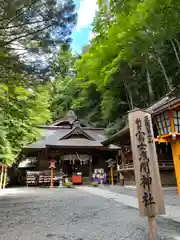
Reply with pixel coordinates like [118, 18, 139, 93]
[117, 163, 134, 171]
[117, 161, 174, 171]
[158, 161, 174, 169]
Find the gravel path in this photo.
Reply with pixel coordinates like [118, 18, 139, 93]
[0, 188, 180, 240]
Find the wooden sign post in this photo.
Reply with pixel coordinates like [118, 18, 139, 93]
[128, 109, 165, 239]
[49, 160, 56, 191]
[107, 158, 116, 185]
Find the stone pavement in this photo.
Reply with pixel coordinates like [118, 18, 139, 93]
[78, 186, 180, 223]
[1, 187, 180, 240]
[0, 188, 30, 196]
[102, 185, 180, 206]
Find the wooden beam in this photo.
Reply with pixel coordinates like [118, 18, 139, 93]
[110, 167, 114, 185]
[89, 156, 92, 184]
[0, 163, 8, 167]
[50, 168, 54, 191]
[171, 139, 180, 196]
[154, 138, 168, 143]
[169, 111, 175, 133]
[0, 165, 4, 189]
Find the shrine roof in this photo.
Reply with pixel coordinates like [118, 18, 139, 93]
[46, 138, 119, 149]
[26, 126, 119, 150]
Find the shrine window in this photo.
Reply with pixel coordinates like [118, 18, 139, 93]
[155, 111, 170, 135]
[173, 111, 180, 132]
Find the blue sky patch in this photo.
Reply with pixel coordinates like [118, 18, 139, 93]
[71, 0, 97, 53]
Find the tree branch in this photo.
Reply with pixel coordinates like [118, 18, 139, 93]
[0, 20, 46, 30]
[0, 0, 39, 26]
[2, 24, 53, 47]
[156, 55, 173, 91]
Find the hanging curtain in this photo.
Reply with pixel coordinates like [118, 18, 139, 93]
[62, 153, 91, 164]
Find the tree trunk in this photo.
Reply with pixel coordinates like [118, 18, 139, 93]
[173, 37, 180, 53]
[145, 57, 154, 103]
[146, 69, 154, 103]
[157, 55, 173, 91]
[170, 39, 180, 64]
[123, 79, 134, 110]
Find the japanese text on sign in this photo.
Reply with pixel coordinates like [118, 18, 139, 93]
[135, 117, 155, 208]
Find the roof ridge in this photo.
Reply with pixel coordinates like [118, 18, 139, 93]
[60, 125, 95, 141]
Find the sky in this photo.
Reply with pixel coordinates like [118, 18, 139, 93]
[71, 0, 98, 54]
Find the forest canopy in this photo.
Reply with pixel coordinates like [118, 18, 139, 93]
[1, 0, 180, 165]
[0, 0, 76, 165]
[52, 0, 180, 136]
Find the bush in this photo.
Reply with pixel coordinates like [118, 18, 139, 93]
[91, 181, 99, 187]
[63, 181, 74, 188]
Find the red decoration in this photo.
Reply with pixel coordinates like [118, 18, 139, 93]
[49, 160, 56, 169]
[72, 175, 82, 184]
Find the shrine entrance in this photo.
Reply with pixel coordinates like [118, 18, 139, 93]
[46, 147, 109, 185]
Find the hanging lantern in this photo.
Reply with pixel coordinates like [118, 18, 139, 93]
[49, 159, 56, 169]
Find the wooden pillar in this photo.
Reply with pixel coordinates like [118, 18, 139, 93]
[3, 166, 7, 189]
[89, 156, 92, 184]
[171, 140, 180, 195]
[110, 167, 114, 185]
[0, 165, 4, 189]
[120, 148, 126, 164]
[37, 150, 41, 171]
[50, 168, 54, 191]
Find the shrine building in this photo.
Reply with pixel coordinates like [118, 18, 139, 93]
[20, 111, 120, 186]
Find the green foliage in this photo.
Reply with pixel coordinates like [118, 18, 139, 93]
[51, 0, 180, 136]
[0, 82, 51, 165]
[0, 0, 77, 82]
[91, 181, 99, 187]
[63, 181, 74, 188]
[0, 123, 14, 165]
[0, 0, 76, 165]
[51, 48, 78, 120]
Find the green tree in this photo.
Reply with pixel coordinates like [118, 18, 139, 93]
[50, 0, 180, 136]
[0, 0, 77, 164]
[0, 0, 77, 83]
[0, 81, 51, 165]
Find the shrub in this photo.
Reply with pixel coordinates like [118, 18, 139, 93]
[63, 181, 74, 188]
[91, 181, 98, 187]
